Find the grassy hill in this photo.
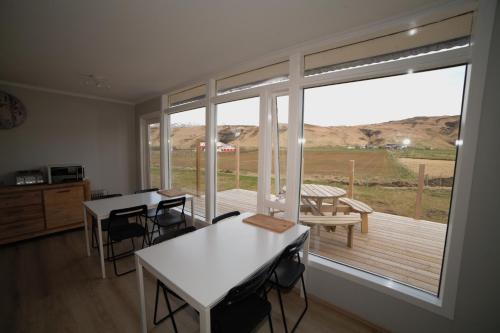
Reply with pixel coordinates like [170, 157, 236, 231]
[160, 115, 460, 150]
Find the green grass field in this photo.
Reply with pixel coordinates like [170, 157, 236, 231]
[149, 147, 456, 223]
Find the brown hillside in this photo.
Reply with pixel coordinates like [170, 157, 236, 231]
[157, 115, 460, 149]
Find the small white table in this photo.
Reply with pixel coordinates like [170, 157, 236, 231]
[82, 191, 194, 279]
[135, 212, 310, 333]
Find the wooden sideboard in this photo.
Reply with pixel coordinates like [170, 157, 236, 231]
[0, 180, 90, 245]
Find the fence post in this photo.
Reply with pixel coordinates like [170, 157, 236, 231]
[348, 160, 355, 199]
[235, 145, 240, 189]
[415, 164, 425, 219]
[196, 144, 201, 196]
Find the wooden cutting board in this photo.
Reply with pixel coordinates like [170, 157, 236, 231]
[243, 214, 294, 233]
[157, 189, 186, 197]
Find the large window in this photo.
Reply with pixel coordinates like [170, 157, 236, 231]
[169, 107, 206, 219]
[300, 65, 467, 294]
[216, 97, 260, 215]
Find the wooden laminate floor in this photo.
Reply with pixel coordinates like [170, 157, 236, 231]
[0, 228, 381, 333]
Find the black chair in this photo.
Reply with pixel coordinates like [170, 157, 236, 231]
[152, 226, 197, 331]
[267, 231, 309, 333]
[134, 188, 159, 244]
[107, 205, 148, 277]
[212, 211, 241, 224]
[134, 188, 159, 194]
[210, 254, 280, 333]
[150, 197, 187, 238]
[91, 193, 123, 251]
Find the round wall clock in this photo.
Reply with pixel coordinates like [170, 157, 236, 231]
[0, 91, 27, 129]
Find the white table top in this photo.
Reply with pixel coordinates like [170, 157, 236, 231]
[83, 191, 192, 219]
[135, 212, 309, 309]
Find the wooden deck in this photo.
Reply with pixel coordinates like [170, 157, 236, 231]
[191, 189, 446, 294]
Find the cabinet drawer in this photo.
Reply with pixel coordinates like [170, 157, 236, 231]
[44, 186, 84, 229]
[0, 204, 44, 225]
[0, 218, 45, 239]
[0, 191, 42, 209]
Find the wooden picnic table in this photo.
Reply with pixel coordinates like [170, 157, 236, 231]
[300, 184, 347, 216]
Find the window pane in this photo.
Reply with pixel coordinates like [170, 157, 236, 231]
[271, 96, 289, 196]
[147, 123, 161, 189]
[301, 65, 466, 295]
[170, 107, 206, 219]
[216, 97, 260, 215]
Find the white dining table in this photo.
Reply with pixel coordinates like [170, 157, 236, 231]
[82, 191, 194, 279]
[134, 212, 310, 333]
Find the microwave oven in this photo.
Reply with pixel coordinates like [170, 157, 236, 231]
[47, 165, 85, 184]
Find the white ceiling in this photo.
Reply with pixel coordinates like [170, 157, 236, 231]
[0, 0, 445, 103]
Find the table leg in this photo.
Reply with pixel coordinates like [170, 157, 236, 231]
[191, 197, 195, 227]
[200, 307, 211, 333]
[136, 257, 148, 333]
[333, 198, 339, 216]
[83, 206, 90, 256]
[97, 217, 106, 279]
[317, 199, 323, 216]
[301, 231, 310, 298]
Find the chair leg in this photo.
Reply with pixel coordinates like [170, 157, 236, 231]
[162, 285, 179, 333]
[109, 239, 137, 277]
[268, 314, 274, 333]
[275, 283, 289, 333]
[274, 273, 309, 333]
[289, 274, 308, 333]
[153, 280, 188, 329]
[91, 224, 97, 249]
[153, 280, 162, 325]
[263, 291, 274, 333]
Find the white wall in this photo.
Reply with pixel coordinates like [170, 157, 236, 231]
[452, 1, 500, 331]
[0, 84, 137, 194]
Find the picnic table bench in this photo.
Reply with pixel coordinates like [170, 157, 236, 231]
[299, 215, 362, 248]
[339, 197, 373, 233]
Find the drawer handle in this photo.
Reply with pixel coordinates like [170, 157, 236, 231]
[56, 189, 71, 193]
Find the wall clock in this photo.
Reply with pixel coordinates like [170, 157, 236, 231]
[0, 91, 27, 129]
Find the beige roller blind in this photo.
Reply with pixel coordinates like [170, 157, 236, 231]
[304, 13, 473, 74]
[217, 61, 289, 94]
[169, 84, 207, 107]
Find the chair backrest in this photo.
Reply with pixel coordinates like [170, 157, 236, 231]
[134, 188, 159, 194]
[217, 254, 280, 309]
[278, 231, 309, 263]
[91, 194, 123, 223]
[93, 193, 122, 200]
[155, 197, 186, 217]
[152, 226, 197, 245]
[108, 205, 148, 233]
[212, 211, 241, 224]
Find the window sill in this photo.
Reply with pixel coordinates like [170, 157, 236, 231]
[306, 253, 450, 318]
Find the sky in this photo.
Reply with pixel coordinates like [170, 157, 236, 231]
[169, 65, 466, 127]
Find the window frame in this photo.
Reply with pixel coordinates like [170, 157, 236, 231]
[139, 112, 161, 190]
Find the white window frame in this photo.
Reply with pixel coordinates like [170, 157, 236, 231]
[139, 111, 161, 190]
[154, 0, 495, 319]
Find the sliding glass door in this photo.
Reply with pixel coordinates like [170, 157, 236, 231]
[169, 107, 206, 219]
[146, 121, 161, 189]
[215, 97, 260, 216]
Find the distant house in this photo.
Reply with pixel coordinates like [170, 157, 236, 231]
[384, 143, 407, 150]
[199, 142, 237, 152]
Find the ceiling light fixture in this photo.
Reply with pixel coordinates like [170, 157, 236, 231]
[81, 74, 111, 89]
